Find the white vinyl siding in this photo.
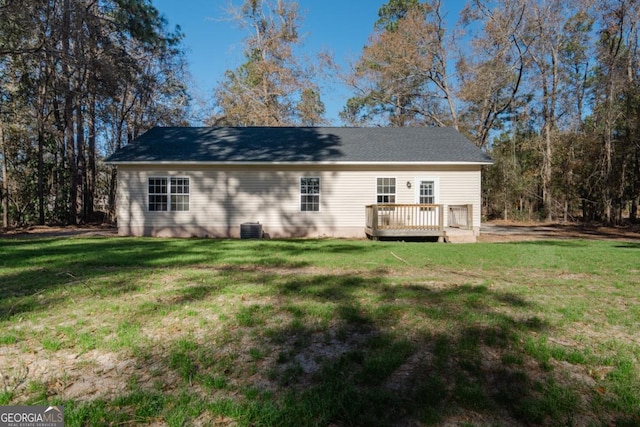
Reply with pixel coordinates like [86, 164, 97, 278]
[116, 165, 483, 237]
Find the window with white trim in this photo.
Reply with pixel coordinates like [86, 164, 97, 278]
[419, 180, 435, 204]
[376, 177, 396, 204]
[300, 177, 320, 211]
[148, 178, 168, 211]
[148, 177, 189, 211]
[170, 177, 190, 211]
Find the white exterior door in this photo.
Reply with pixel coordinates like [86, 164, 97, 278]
[416, 178, 438, 227]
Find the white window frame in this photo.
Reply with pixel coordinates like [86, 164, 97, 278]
[170, 177, 190, 212]
[148, 176, 190, 212]
[148, 177, 168, 212]
[376, 177, 397, 205]
[415, 177, 439, 205]
[300, 177, 321, 212]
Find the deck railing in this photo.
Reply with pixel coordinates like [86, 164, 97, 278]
[365, 204, 445, 232]
[365, 203, 473, 236]
[448, 204, 473, 230]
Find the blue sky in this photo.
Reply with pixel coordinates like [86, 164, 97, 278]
[152, 0, 465, 125]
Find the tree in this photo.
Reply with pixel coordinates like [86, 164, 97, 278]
[457, 0, 527, 148]
[297, 88, 325, 126]
[589, 0, 640, 224]
[0, 0, 46, 56]
[556, 10, 594, 221]
[342, 0, 458, 127]
[376, 0, 422, 31]
[0, 121, 8, 228]
[484, 127, 541, 221]
[521, 0, 575, 221]
[469, 0, 596, 221]
[0, 0, 49, 227]
[211, 0, 324, 126]
[0, 0, 187, 227]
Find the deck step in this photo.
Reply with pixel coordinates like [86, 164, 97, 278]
[444, 229, 476, 243]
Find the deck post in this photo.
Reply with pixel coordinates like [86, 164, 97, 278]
[442, 204, 447, 230]
[439, 205, 444, 231]
[466, 204, 473, 230]
[372, 205, 378, 231]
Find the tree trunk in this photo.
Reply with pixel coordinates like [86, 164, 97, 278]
[87, 94, 96, 221]
[542, 125, 553, 222]
[76, 103, 86, 223]
[63, 0, 77, 225]
[632, 146, 639, 222]
[0, 122, 9, 228]
[37, 129, 45, 225]
[37, 77, 47, 225]
[603, 84, 614, 225]
[108, 110, 127, 222]
[65, 122, 77, 225]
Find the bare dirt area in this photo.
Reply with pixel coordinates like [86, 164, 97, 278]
[1, 224, 117, 239]
[2, 221, 639, 242]
[479, 220, 640, 243]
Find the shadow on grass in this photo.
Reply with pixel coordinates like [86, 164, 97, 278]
[614, 242, 640, 249]
[2, 237, 373, 319]
[500, 239, 592, 248]
[509, 239, 640, 250]
[3, 237, 637, 426]
[60, 269, 600, 426]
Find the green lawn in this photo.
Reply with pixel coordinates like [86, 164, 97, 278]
[0, 236, 639, 426]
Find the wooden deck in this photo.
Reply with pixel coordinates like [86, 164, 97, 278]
[365, 204, 475, 242]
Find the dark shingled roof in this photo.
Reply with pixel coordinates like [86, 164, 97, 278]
[106, 126, 492, 164]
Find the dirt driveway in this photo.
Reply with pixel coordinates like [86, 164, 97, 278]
[479, 221, 640, 242]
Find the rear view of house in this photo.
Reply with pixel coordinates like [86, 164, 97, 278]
[106, 127, 492, 241]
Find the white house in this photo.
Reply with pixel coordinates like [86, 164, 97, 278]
[106, 127, 492, 241]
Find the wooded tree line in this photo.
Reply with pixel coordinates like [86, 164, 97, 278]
[340, 0, 640, 224]
[0, 0, 188, 227]
[1, 0, 639, 227]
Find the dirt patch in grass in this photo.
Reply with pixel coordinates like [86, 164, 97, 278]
[0, 224, 117, 239]
[0, 348, 151, 402]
